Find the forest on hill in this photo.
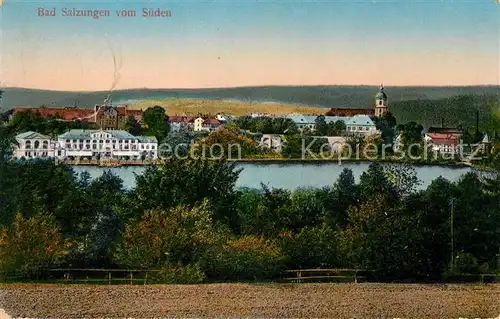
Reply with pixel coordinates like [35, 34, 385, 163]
[1, 85, 499, 110]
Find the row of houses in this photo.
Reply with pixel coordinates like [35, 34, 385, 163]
[13, 129, 158, 160]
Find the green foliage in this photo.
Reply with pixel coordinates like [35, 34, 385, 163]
[233, 116, 298, 135]
[124, 115, 143, 136]
[8, 111, 96, 137]
[113, 201, 219, 269]
[127, 159, 240, 227]
[0, 213, 68, 278]
[391, 94, 500, 138]
[202, 236, 284, 280]
[143, 106, 168, 142]
[150, 263, 206, 284]
[280, 223, 339, 269]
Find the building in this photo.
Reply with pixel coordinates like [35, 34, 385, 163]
[424, 130, 462, 154]
[374, 85, 388, 117]
[260, 134, 283, 153]
[58, 129, 157, 160]
[326, 108, 374, 117]
[193, 117, 221, 132]
[12, 107, 96, 122]
[344, 115, 379, 136]
[94, 102, 143, 130]
[167, 116, 196, 132]
[11, 103, 143, 130]
[286, 114, 349, 132]
[13, 131, 59, 159]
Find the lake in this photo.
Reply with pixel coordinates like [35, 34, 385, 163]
[71, 162, 473, 190]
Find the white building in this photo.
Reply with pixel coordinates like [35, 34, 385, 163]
[193, 117, 221, 132]
[13, 131, 59, 159]
[58, 129, 158, 160]
[260, 134, 283, 153]
[344, 115, 379, 136]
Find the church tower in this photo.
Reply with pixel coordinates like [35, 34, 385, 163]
[374, 85, 388, 117]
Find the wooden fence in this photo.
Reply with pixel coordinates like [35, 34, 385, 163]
[284, 268, 370, 283]
[44, 269, 162, 285]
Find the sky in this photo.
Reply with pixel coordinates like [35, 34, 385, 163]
[0, 0, 499, 91]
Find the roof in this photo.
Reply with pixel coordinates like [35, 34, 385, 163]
[344, 115, 376, 126]
[375, 86, 388, 100]
[16, 131, 51, 140]
[426, 133, 461, 145]
[136, 136, 158, 143]
[168, 116, 196, 123]
[326, 108, 375, 117]
[59, 129, 152, 141]
[481, 133, 490, 144]
[427, 127, 462, 134]
[13, 107, 95, 122]
[203, 118, 221, 125]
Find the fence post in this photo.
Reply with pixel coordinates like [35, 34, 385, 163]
[130, 272, 133, 285]
[144, 272, 148, 285]
[108, 272, 111, 285]
[354, 270, 357, 283]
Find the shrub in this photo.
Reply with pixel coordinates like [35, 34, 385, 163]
[150, 263, 206, 284]
[203, 236, 284, 280]
[0, 213, 68, 279]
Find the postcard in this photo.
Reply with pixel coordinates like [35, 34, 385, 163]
[0, 0, 499, 318]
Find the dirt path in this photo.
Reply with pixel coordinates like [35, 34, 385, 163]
[1, 283, 499, 318]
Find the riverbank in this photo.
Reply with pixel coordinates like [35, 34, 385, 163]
[60, 157, 475, 169]
[1, 283, 499, 318]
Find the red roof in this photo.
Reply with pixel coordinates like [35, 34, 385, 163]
[13, 107, 95, 122]
[203, 118, 221, 125]
[326, 108, 375, 116]
[427, 133, 461, 145]
[168, 116, 196, 124]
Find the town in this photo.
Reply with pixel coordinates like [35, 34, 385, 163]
[2, 86, 495, 166]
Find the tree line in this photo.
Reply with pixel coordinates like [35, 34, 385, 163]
[0, 153, 499, 282]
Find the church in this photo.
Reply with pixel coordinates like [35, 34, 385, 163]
[326, 85, 389, 118]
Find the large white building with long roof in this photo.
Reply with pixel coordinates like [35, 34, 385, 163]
[13, 129, 158, 160]
[58, 129, 157, 160]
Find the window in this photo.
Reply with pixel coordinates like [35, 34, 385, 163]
[105, 140, 110, 143]
[365, 127, 369, 131]
[66, 139, 70, 143]
[34, 141, 40, 149]
[358, 126, 362, 131]
[379, 101, 382, 105]
[58, 151, 62, 156]
[26, 141, 32, 149]
[152, 145, 156, 150]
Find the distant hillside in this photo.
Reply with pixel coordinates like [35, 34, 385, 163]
[1, 85, 499, 110]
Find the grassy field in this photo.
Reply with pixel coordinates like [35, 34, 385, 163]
[129, 98, 327, 116]
[1, 283, 499, 318]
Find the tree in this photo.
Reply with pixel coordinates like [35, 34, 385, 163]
[143, 106, 168, 142]
[124, 115, 143, 136]
[327, 120, 346, 136]
[398, 122, 424, 156]
[126, 158, 241, 228]
[202, 235, 284, 280]
[0, 213, 68, 278]
[359, 163, 396, 202]
[113, 201, 220, 269]
[314, 115, 328, 136]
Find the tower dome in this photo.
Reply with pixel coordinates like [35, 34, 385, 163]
[375, 85, 388, 100]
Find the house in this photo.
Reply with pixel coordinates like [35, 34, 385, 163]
[424, 132, 462, 154]
[58, 129, 157, 160]
[344, 115, 379, 136]
[260, 134, 283, 153]
[193, 117, 221, 132]
[11, 103, 143, 130]
[286, 114, 350, 132]
[13, 131, 59, 159]
[168, 116, 196, 131]
[94, 104, 143, 130]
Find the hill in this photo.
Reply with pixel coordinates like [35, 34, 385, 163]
[1, 85, 499, 110]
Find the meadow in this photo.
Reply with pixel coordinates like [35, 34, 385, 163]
[129, 98, 326, 116]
